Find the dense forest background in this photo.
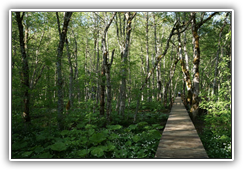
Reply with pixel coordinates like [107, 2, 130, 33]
[11, 11, 232, 159]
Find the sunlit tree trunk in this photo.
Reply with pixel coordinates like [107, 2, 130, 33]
[145, 12, 151, 102]
[153, 13, 162, 101]
[190, 12, 218, 118]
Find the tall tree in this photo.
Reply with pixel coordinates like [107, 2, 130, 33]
[134, 19, 179, 122]
[116, 12, 137, 118]
[212, 12, 230, 96]
[153, 13, 162, 101]
[175, 12, 193, 106]
[190, 12, 219, 118]
[56, 12, 72, 130]
[145, 12, 151, 102]
[65, 36, 73, 113]
[100, 12, 117, 119]
[163, 58, 179, 107]
[15, 12, 31, 122]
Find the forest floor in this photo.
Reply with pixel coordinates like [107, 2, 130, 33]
[179, 96, 232, 159]
[12, 102, 172, 159]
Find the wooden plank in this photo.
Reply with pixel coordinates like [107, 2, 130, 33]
[155, 97, 208, 159]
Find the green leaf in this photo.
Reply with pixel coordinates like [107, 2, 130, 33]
[50, 142, 67, 151]
[137, 149, 147, 158]
[108, 133, 120, 140]
[12, 141, 28, 151]
[77, 149, 89, 158]
[37, 152, 53, 158]
[148, 130, 161, 139]
[87, 128, 95, 136]
[144, 125, 152, 130]
[36, 134, 46, 142]
[106, 124, 123, 130]
[79, 136, 88, 145]
[22, 151, 33, 157]
[91, 147, 105, 157]
[90, 132, 107, 145]
[34, 146, 44, 153]
[116, 149, 128, 158]
[85, 124, 97, 129]
[125, 140, 132, 146]
[61, 130, 69, 136]
[127, 124, 137, 131]
[106, 144, 116, 151]
[132, 135, 141, 143]
[137, 121, 148, 127]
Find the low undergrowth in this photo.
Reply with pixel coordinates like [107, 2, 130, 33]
[12, 105, 169, 159]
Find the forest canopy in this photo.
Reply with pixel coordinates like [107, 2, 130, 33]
[11, 10, 232, 159]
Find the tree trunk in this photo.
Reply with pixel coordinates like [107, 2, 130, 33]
[56, 12, 72, 130]
[134, 20, 179, 122]
[164, 59, 179, 107]
[154, 13, 162, 101]
[190, 12, 218, 118]
[212, 12, 229, 96]
[100, 63, 105, 116]
[105, 49, 115, 122]
[145, 12, 151, 102]
[100, 12, 117, 119]
[16, 12, 31, 123]
[116, 12, 136, 118]
[65, 37, 73, 113]
[190, 12, 200, 118]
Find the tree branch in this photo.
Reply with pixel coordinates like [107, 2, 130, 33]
[140, 19, 178, 91]
[56, 12, 61, 38]
[197, 12, 219, 29]
[32, 64, 45, 88]
[104, 12, 117, 34]
[110, 49, 115, 66]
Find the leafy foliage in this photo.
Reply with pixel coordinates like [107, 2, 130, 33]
[11, 106, 166, 158]
[199, 56, 231, 158]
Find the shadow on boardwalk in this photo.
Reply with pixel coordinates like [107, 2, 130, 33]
[155, 97, 208, 159]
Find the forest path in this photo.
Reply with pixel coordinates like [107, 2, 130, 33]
[154, 97, 208, 159]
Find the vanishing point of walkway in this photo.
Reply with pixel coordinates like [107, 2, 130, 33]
[155, 97, 208, 159]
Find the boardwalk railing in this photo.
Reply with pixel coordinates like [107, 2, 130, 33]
[155, 97, 208, 159]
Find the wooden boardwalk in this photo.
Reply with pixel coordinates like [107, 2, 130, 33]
[155, 97, 208, 159]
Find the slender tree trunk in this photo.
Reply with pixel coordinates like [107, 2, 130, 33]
[100, 12, 117, 119]
[145, 12, 150, 102]
[65, 37, 73, 113]
[72, 30, 80, 103]
[164, 59, 179, 107]
[105, 49, 115, 122]
[212, 12, 229, 96]
[134, 20, 179, 122]
[84, 38, 89, 101]
[56, 12, 72, 130]
[154, 13, 162, 101]
[16, 12, 31, 123]
[100, 67, 105, 117]
[183, 18, 191, 103]
[116, 12, 136, 118]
